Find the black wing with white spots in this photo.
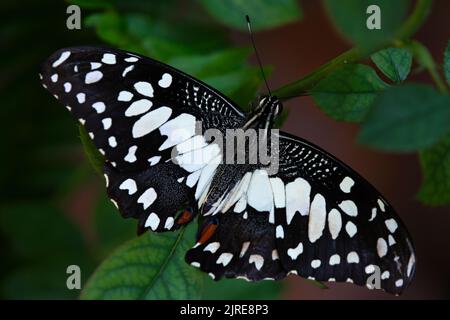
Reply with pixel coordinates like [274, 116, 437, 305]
[40, 46, 244, 232]
[185, 132, 415, 295]
[273, 132, 415, 294]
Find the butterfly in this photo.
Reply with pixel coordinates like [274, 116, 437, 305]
[40, 46, 415, 295]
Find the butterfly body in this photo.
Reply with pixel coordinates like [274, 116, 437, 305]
[40, 46, 415, 294]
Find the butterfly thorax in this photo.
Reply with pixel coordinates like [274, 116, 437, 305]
[199, 96, 282, 216]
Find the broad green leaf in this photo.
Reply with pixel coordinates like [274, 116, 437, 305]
[202, 278, 284, 300]
[418, 133, 450, 205]
[444, 40, 450, 86]
[167, 48, 252, 79]
[199, 0, 302, 31]
[323, 0, 410, 49]
[311, 64, 389, 122]
[371, 47, 412, 83]
[86, 13, 228, 62]
[79, 125, 104, 175]
[359, 84, 450, 152]
[81, 225, 204, 299]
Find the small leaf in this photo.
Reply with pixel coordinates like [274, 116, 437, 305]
[79, 125, 104, 175]
[311, 64, 389, 122]
[323, 0, 410, 49]
[81, 225, 204, 300]
[371, 47, 412, 83]
[444, 40, 450, 86]
[418, 133, 450, 205]
[198, 0, 302, 31]
[359, 84, 450, 152]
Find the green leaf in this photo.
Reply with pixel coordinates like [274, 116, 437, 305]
[359, 84, 450, 152]
[81, 225, 204, 299]
[198, 0, 302, 31]
[86, 13, 228, 62]
[418, 133, 450, 205]
[371, 47, 412, 83]
[202, 278, 283, 300]
[79, 125, 104, 175]
[167, 47, 252, 79]
[444, 40, 450, 86]
[323, 0, 410, 49]
[311, 64, 389, 122]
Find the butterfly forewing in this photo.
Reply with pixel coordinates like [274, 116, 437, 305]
[40, 46, 244, 232]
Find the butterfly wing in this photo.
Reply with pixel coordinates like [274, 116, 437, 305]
[186, 131, 415, 294]
[273, 132, 416, 294]
[40, 46, 245, 232]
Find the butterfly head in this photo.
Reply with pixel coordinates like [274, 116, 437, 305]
[254, 95, 283, 125]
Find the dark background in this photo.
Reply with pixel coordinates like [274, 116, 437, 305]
[0, 0, 449, 299]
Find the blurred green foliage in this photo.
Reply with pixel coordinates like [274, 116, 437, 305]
[0, 0, 449, 300]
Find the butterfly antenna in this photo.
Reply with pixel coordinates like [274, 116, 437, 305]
[246, 15, 272, 96]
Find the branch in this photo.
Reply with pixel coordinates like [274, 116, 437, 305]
[273, 0, 433, 100]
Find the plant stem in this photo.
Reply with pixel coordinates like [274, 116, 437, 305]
[408, 40, 448, 93]
[273, 0, 433, 100]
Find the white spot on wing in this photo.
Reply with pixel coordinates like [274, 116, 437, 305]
[145, 212, 160, 231]
[124, 145, 138, 163]
[132, 107, 172, 138]
[85, 70, 103, 84]
[328, 209, 342, 240]
[269, 177, 285, 208]
[137, 188, 157, 209]
[102, 53, 116, 64]
[338, 200, 358, 216]
[158, 113, 196, 151]
[308, 193, 327, 243]
[158, 73, 172, 88]
[52, 51, 71, 67]
[347, 251, 359, 263]
[102, 118, 112, 130]
[92, 102, 105, 113]
[385, 218, 398, 233]
[339, 176, 354, 193]
[148, 155, 161, 166]
[134, 81, 154, 97]
[345, 221, 357, 238]
[275, 225, 284, 239]
[377, 238, 388, 258]
[216, 253, 233, 266]
[64, 82, 72, 93]
[125, 99, 152, 117]
[247, 170, 273, 213]
[286, 178, 311, 224]
[287, 242, 303, 260]
[329, 254, 340, 265]
[249, 254, 264, 270]
[204, 242, 220, 253]
[119, 178, 137, 195]
[76, 93, 86, 104]
[118, 91, 133, 102]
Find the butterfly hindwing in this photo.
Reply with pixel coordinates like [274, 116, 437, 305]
[185, 209, 287, 281]
[40, 46, 244, 231]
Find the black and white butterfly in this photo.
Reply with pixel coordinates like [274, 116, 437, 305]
[40, 46, 415, 295]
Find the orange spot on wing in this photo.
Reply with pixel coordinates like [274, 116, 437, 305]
[176, 209, 193, 225]
[198, 223, 218, 244]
